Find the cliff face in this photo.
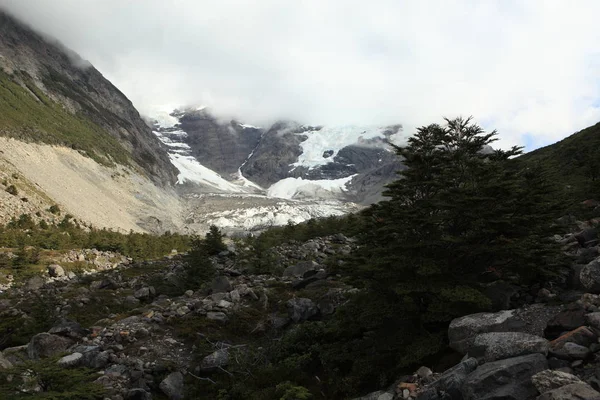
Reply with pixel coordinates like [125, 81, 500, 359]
[176, 109, 263, 176]
[0, 11, 177, 186]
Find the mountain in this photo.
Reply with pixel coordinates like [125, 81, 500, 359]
[149, 107, 406, 233]
[0, 11, 182, 232]
[151, 107, 405, 204]
[0, 10, 404, 234]
[0, 11, 176, 186]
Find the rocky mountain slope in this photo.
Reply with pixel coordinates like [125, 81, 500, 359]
[0, 11, 176, 186]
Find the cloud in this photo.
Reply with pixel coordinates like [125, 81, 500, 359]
[2, 0, 600, 150]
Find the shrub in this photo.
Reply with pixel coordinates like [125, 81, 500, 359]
[5, 185, 18, 196]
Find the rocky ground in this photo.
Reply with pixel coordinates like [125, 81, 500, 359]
[0, 234, 356, 399]
[357, 214, 600, 400]
[1, 210, 600, 399]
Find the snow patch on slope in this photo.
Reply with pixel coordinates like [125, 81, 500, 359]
[291, 126, 389, 169]
[267, 175, 355, 200]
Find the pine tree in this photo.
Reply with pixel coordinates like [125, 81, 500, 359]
[328, 117, 564, 389]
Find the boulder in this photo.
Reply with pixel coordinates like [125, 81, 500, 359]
[159, 371, 184, 400]
[537, 383, 600, 400]
[283, 261, 319, 278]
[586, 312, 600, 331]
[206, 312, 228, 323]
[416, 357, 478, 400]
[580, 258, 600, 293]
[545, 304, 586, 339]
[57, 352, 83, 368]
[470, 332, 548, 363]
[532, 370, 583, 394]
[353, 391, 394, 400]
[126, 389, 152, 400]
[134, 287, 155, 300]
[211, 276, 232, 293]
[0, 353, 13, 370]
[49, 319, 89, 339]
[449, 310, 525, 354]
[200, 349, 229, 371]
[576, 228, 599, 247]
[562, 342, 591, 360]
[550, 327, 597, 359]
[449, 304, 561, 354]
[24, 276, 45, 291]
[27, 333, 74, 360]
[47, 264, 65, 277]
[461, 353, 548, 400]
[287, 298, 319, 322]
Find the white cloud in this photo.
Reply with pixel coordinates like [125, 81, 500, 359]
[2, 0, 600, 150]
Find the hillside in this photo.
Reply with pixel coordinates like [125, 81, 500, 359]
[0, 11, 177, 186]
[518, 122, 600, 200]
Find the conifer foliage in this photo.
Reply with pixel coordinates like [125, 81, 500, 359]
[329, 117, 564, 389]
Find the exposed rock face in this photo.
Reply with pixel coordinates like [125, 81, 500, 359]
[470, 332, 549, 362]
[460, 353, 548, 400]
[177, 109, 263, 176]
[159, 371, 184, 400]
[27, 333, 74, 359]
[448, 305, 560, 354]
[581, 258, 600, 293]
[532, 369, 584, 394]
[416, 358, 478, 400]
[0, 11, 177, 186]
[537, 383, 600, 400]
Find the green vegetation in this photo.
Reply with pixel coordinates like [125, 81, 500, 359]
[0, 357, 106, 399]
[0, 216, 190, 261]
[518, 120, 600, 201]
[0, 70, 130, 167]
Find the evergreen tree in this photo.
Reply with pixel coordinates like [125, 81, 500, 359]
[323, 117, 565, 393]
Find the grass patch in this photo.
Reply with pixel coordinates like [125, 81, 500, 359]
[0, 69, 131, 167]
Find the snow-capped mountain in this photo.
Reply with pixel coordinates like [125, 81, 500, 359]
[150, 107, 405, 233]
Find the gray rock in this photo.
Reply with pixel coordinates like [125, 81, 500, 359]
[283, 261, 320, 278]
[126, 388, 152, 400]
[449, 304, 561, 354]
[200, 349, 229, 371]
[417, 358, 478, 400]
[134, 287, 155, 300]
[562, 342, 591, 360]
[49, 319, 89, 339]
[57, 352, 82, 367]
[416, 366, 433, 380]
[353, 391, 394, 400]
[24, 276, 45, 291]
[287, 298, 319, 322]
[580, 258, 600, 293]
[449, 310, 522, 354]
[206, 312, 228, 323]
[537, 383, 600, 400]
[2, 345, 28, 365]
[461, 353, 548, 400]
[587, 312, 600, 331]
[550, 327, 597, 359]
[47, 264, 65, 277]
[27, 333, 74, 359]
[211, 276, 232, 293]
[470, 332, 549, 362]
[532, 369, 583, 394]
[159, 371, 184, 400]
[0, 353, 13, 370]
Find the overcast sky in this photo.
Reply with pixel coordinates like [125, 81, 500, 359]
[2, 0, 600, 150]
